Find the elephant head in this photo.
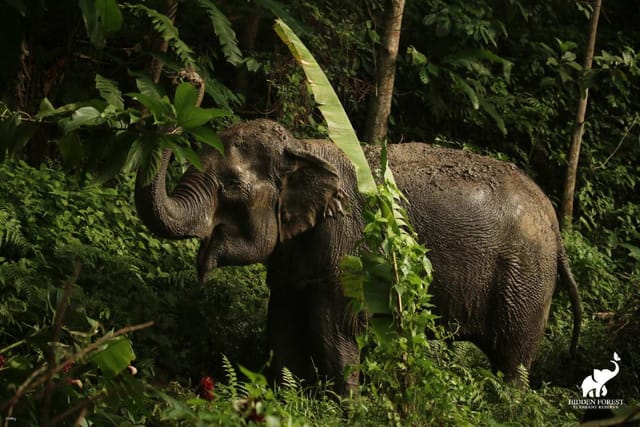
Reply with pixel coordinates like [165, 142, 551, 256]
[135, 119, 347, 281]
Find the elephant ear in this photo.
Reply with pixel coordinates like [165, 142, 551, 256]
[278, 147, 347, 242]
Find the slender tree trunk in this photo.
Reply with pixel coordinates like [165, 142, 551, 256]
[560, 0, 603, 226]
[236, 14, 260, 96]
[364, 0, 406, 144]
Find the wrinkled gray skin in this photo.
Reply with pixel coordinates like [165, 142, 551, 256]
[135, 119, 581, 394]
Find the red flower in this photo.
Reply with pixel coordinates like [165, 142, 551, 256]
[198, 376, 215, 401]
[0, 354, 5, 369]
[62, 361, 74, 374]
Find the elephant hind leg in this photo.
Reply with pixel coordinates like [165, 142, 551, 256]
[486, 252, 555, 384]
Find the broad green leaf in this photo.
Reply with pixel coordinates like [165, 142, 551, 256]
[155, 391, 199, 421]
[93, 131, 139, 185]
[255, 0, 308, 35]
[95, 74, 124, 110]
[36, 100, 83, 119]
[407, 46, 427, 65]
[163, 137, 203, 171]
[90, 336, 135, 377]
[0, 114, 39, 160]
[63, 106, 103, 132]
[127, 93, 173, 122]
[369, 316, 398, 345]
[78, 0, 123, 49]
[58, 133, 83, 166]
[187, 126, 224, 153]
[619, 243, 640, 260]
[479, 99, 507, 136]
[178, 107, 230, 129]
[451, 73, 480, 110]
[126, 132, 163, 186]
[274, 19, 377, 194]
[173, 82, 199, 115]
[134, 75, 164, 99]
[196, 0, 243, 66]
[238, 365, 268, 386]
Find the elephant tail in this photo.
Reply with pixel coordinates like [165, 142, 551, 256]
[558, 245, 582, 355]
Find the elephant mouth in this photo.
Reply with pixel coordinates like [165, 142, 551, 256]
[196, 225, 238, 282]
[196, 228, 222, 283]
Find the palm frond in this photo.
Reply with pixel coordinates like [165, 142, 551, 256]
[125, 4, 196, 68]
[195, 0, 242, 66]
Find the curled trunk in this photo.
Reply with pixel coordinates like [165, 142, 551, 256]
[135, 149, 215, 239]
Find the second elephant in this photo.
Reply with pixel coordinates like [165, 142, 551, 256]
[135, 119, 582, 394]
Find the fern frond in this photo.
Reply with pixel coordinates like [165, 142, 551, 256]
[516, 364, 530, 389]
[125, 4, 196, 68]
[0, 214, 31, 259]
[280, 366, 299, 393]
[195, 0, 242, 66]
[167, 269, 196, 288]
[221, 354, 238, 399]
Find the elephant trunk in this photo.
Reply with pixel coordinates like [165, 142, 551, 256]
[135, 149, 216, 239]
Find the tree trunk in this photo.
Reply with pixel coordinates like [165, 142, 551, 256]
[364, 0, 406, 144]
[560, 0, 603, 226]
[236, 14, 260, 96]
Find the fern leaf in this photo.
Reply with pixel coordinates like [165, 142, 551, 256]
[221, 354, 238, 399]
[280, 366, 299, 392]
[125, 4, 195, 68]
[516, 364, 530, 389]
[195, 0, 242, 66]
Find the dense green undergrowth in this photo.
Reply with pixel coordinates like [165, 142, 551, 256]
[1, 160, 637, 425]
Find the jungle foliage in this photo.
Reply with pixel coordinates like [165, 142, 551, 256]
[0, 0, 639, 425]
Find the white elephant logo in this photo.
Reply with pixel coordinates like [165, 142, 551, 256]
[581, 352, 621, 397]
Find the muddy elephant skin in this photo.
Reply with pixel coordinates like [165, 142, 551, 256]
[135, 119, 581, 394]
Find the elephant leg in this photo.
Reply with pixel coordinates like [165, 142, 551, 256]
[267, 284, 360, 394]
[267, 287, 314, 386]
[305, 283, 361, 395]
[486, 256, 555, 384]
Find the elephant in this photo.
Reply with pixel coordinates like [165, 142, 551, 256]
[581, 352, 621, 397]
[135, 119, 582, 394]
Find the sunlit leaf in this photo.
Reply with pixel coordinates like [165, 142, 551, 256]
[187, 126, 224, 154]
[127, 93, 172, 122]
[173, 82, 199, 115]
[63, 106, 103, 132]
[163, 137, 203, 171]
[90, 336, 135, 377]
[451, 74, 480, 110]
[274, 19, 377, 194]
[178, 107, 230, 129]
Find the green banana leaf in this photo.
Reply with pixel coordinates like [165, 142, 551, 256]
[274, 19, 378, 195]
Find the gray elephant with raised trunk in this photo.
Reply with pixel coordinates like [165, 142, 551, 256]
[135, 119, 581, 394]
